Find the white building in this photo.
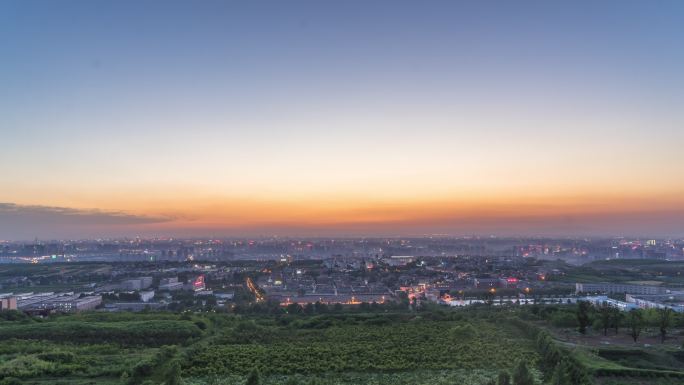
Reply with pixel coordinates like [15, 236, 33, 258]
[139, 290, 155, 302]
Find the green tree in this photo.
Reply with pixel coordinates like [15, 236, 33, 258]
[598, 304, 611, 336]
[609, 307, 622, 334]
[164, 360, 181, 385]
[119, 371, 130, 384]
[286, 303, 303, 314]
[657, 307, 673, 343]
[0, 378, 22, 385]
[245, 368, 262, 385]
[303, 303, 315, 315]
[549, 362, 570, 385]
[628, 309, 643, 343]
[512, 361, 534, 385]
[576, 301, 591, 334]
[497, 370, 511, 385]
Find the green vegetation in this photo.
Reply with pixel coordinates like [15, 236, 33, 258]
[551, 259, 684, 288]
[1, 303, 683, 384]
[0, 307, 546, 384]
[184, 370, 520, 385]
[183, 312, 540, 377]
[0, 320, 201, 346]
[0, 312, 204, 384]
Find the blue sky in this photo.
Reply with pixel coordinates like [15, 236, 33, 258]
[1, 1, 683, 239]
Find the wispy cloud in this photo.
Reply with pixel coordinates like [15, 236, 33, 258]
[0, 203, 172, 240]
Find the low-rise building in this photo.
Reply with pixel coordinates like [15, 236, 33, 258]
[159, 277, 183, 291]
[575, 283, 667, 295]
[105, 302, 164, 312]
[18, 293, 102, 313]
[583, 295, 637, 311]
[120, 276, 153, 291]
[626, 293, 684, 313]
[0, 296, 17, 310]
[139, 290, 155, 302]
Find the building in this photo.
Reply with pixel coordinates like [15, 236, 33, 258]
[0, 296, 17, 310]
[575, 283, 667, 295]
[184, 275, 206, 291]
[501, 277, 520, 288]
[474, 278, 500, 288]
[17, 293, 102, 313]
[159, 277, 183, 291]
[383, 256, 415, 266]
[52, 295, 102, 312]
[278, 293, 389, 306]
[105, 302, 164, 312]
[626, 293, 684, 313]
[139, 290, 155, 302]
[583, 295, 637, 311]
[120, 276, 153, 291]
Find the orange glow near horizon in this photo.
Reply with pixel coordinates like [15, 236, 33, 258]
[6, 188, 684, 236]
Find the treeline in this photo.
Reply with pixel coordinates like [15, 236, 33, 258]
[510, 318, 593, 385]
[521, 303, 684, 344]
[231, 298, 410, 316]
[0, 319, 202, 346]
[122, 345, 182, 385]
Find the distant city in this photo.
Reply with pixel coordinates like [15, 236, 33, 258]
[2, 236, 682, 264]
[2, 236, 684, 317]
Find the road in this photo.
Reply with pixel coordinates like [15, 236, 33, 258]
[246, 277, 265, 302]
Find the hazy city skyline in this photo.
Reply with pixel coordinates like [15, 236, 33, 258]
[2, 1, 684, 239]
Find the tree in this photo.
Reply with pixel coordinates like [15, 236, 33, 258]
[164, 360, 181, 385]
[657, 307, 673, 343]
[0, 378, 22, 385]
[119, 371, 130, 384]
[576, 301, 591, 334]
[599, 304, 611, 336]
[549, 362, 570, 385]
[609, 307, 622, 335]
[484, 290, 494, 306]
[497, 370, 511, 385]
[303, 303, 315, 315]
[512, 361, 534, 385]
[628, 309, 643, 343]
[246, 368, 262, 385]
[314, 301, 328, 313]
[286, 303, 303, 314]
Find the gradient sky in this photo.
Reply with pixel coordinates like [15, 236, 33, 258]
[1, 1, 684, 240]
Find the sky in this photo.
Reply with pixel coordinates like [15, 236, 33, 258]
[1, 0, 684, 240]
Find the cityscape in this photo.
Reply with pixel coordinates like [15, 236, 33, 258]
[2, 1, 684, 385]
[2, 237, 684, 314]
[1, 237, 684, 384]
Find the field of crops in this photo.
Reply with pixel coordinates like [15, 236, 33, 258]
[184, 370, 516, 385]
[0, 339, 156, 384]
[0, 312, 203, 384]
[0, 308, 574, 385]
[181, 312, 541, 384]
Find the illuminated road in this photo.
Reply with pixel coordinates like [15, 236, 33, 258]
[246, 277, 265, 302]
